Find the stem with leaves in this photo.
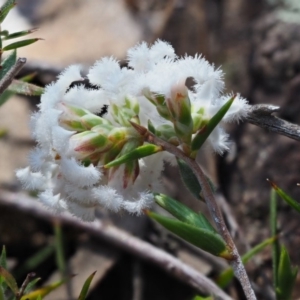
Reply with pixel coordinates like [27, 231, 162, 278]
[131, 122, 257, 300]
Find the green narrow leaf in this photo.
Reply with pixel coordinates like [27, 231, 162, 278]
[147, 211, 232, 259]
[0, 267, 18, 295]
[270, 189, 280, 289]
[78, 271, 96, 300]
[104, 144, 163, 168]
[0, 0, 16, 24]
[268, 179, 300, 214]
[14, 244, 54, 279]
[0, 90, 13, 106]
[0, 49, 16, 79]
[192, 296, 213, 300]
[7, 80, 44, 96]
[23, 278, 41, 295]
[20, 278, 67, 300]
[54, 222, 66, 278]
[191, 95, 235, 152]
[0, 285, 4, 300]
[4, 28, 38, 40]
[0, 246, 7, 270]
[154, 193, 216, 233]
[3, 38, 41, 51]
[216, 236, 277, 288]
[276, 246, 298, 300]
[176, 158, 215, 201]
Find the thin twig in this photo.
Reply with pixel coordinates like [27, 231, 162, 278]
[246, 104, 300, 141]
[16, 272, 35, 300]
[0, 57, 26, 95]
[0, 190, 232, 300]
[130, 123, 257, 300]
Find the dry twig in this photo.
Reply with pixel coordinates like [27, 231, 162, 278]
[246, 104, 300, 141]
[0, 190, 232, 300]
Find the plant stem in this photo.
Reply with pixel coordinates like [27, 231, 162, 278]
[0, 57, 26, 95]
[133, 124, 257, 300]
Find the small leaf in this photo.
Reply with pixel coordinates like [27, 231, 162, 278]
[276, 246, 298, 300]
[3, 38, 41, 51]
[176, 158, 215, 201]
[154, 193, 216, 232]
[147, 211, 232, 259]
[191, 95, 235, 152]
[21, 278, 67, 300]
[216, 236, 277, 288]
[0, 49, 16, 80]
[7, 80, 44, 96]
[3, 28, 38, 40]
[104, 144, 163, 168]
[78, 271, 96, 300]
[0, 285, 4, 300]
[0, 0, 16, 24]
[0, 266, 18, 295]
[267, 179, 300, 214]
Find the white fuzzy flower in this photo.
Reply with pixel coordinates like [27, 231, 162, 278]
[17, 40, 249, 221]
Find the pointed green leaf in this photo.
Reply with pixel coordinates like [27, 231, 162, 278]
[7, 80, 44, 96]
[0, 49, 16, 80]
[0, 267, 18, 295]
[276, 246, 298, 300]
[0, 246, 7, 270]
[191, 95, 235, 152]
[4, 28, 38, 40]
[176, 158, 215, 201]
[0, 285, 4, 300]
[21, 278, 67, 300]
[147, 119, 156, 134]
[0, 0, 16, 24]
[154, 193, 216, 232]
[268, 179, 300, 214]
[78, 271, 96, 300]
[147, 211, 232, 259]
[270, 189, 280, 288]
[105, 144, 163, 168]
[3, 38, 41, 51]
[216, 236, 277, 288]
[24, 278, 41, 295]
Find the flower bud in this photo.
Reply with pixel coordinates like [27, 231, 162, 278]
[166, 81, 193, 144]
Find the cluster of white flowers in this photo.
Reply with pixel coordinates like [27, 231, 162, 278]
[16, 40, 249, 221]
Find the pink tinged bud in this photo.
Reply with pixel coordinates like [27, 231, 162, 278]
[69, 130, 113, 160]
[166, 81, 194, 144]
[59, 102, 111, 131]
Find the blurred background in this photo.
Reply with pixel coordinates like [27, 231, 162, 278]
[0, 0, 300, 299]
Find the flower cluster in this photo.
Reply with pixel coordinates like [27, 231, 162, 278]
[16, 40, 249, 221]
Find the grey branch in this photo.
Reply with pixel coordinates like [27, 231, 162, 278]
[246, 104, 300, 141]
[0, 190, 232, 300]
[0, 58, 26, 95]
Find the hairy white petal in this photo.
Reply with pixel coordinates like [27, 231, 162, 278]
[60, 157, 102, 187]
[16, 167, 48, 190]
[39, 189, 68, 212]
[92, 186, 123, 212]
[52, 126, 74, 153]
[122, 192, 153, 215]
